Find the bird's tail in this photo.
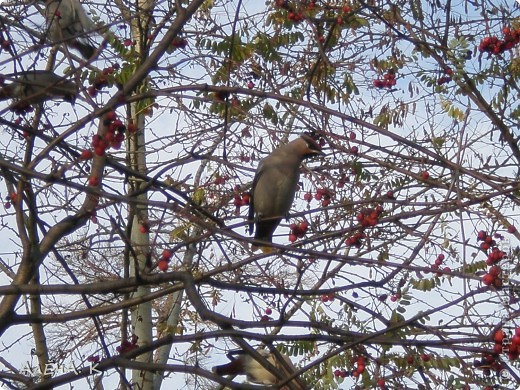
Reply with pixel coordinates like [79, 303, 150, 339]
[70, 40, 96, 59]
[212, 359, 245, 376]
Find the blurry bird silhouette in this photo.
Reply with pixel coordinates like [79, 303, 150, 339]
[0, 70, 78, 104]
[212, 348, 305, 389]
[40, 0, 98, 59]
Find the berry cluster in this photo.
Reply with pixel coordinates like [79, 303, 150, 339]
[3, 192, 18, 209]
[273, 0, 304, 23]
[86, 355, 100, 363]
[87, 64, 120, 98]
[288, 220, 309, 242]
[333, 368, 347, 378]
[91, 111, 126, 157]
[116, 335, 139, 354]
[344, 206, 384, 249]
[303, 188, 333, 207]
[473, 352, 503, 377]
[157, 249, 173, 272]
[333, 355, 367, 381]
[13, 102, 34, 115]
[390, 292, 401, 302]
[315, 188, 332, 206]
[320, 292, 335, 302]
[356, 206, 384, 227]
[437, 67, 453, 85]
[493, 327, 520, 360]
[79, 149, 93, 160]
[351, 355, 366, 378]
[232, 185, 250, 213]
[479, 27, 520, 55]
[373, 71, 396, 89]
[233, 193, 250, 207]
[212, 175, 229, 186]
[429, 253, 451, 276]
[260, 307, 273, 322]
[345, 231, 365, 247]
[170, 37, 188, 50]
[477, 230, 507, 287]
[337, 173, 349, 188]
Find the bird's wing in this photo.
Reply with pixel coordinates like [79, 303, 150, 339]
[248, 159, 265, 235]
[71, 0, 96, 33]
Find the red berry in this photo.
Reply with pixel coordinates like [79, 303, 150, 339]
[489, 266, 501, 277]
[265, 308, 272, 315]
[420, 171, 429, 180]
[477, 230, 487, 241]
[508, 225, 517, 233]
[157, 259, 169, 272]
[80, 149, 93, 160]
[247, 81, 254, 89]
[373, 79, 384, 88]
[482, 273, 494, 286]
[377, 378, 385, 388]
[494, 329, 505, 343]
[349, 131, 356, 140]
[162, 249, 173, 259]
[288, 233, 297, 242]
[421, 353, 430, 362]
[105, 111, 117, 122]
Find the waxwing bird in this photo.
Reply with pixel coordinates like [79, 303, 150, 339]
[248, 134, 323, 252]
[40, 0, 98, 59]
[212, 349, 305, 389]
[0, 70, 78, 104]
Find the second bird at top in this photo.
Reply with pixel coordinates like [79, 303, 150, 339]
[40, 0, 98, 59]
